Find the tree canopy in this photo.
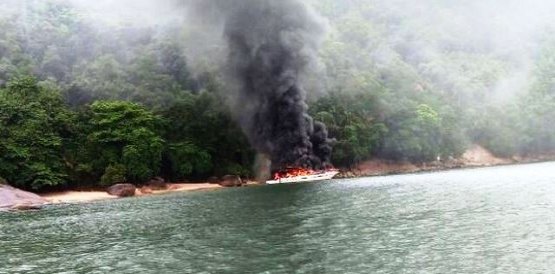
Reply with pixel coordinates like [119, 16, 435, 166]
[0, 1, 554, 190]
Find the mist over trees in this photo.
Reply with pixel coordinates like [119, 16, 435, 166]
[1, 0, 554, 190]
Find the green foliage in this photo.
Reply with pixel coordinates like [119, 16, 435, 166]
[162, 92, 254, 178]
[517, 95, 555, 155]
[312, 92, 387, 167]
[380, 104, 440, 162]
[469, 93, 555, 158]
[532, 36, 555, 96]
[2, 0, 555, 191]
[380, 103, 467, 162]
[87, 101, 164, 183]
[0, 76, 71, 190]
[100, 164, 126, 186]
[167, 142, 212, 179]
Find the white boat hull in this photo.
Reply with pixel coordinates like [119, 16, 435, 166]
[266, 171, 339, 185]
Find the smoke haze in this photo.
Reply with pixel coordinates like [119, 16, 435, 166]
[2, 0, 555, 171]
[186, 0, 334, 171]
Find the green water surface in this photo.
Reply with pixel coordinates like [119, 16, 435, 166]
[2, 162, 555, 273]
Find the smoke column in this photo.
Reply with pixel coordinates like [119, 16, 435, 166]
[192, 0, 334, 171]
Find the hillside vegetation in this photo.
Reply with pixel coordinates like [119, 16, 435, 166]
[1, 1, 554, 190]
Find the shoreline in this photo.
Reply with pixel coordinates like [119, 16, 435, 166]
[41, 183, 226, 204]
[337, 158, 555, 180]
[337, 145, 555, 179]
[40, 162, 546, 205]
[39, 145, 555, 205]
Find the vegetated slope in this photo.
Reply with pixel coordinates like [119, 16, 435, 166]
[0, 1, 554, 190]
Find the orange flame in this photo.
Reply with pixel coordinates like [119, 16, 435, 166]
[274, 167, 315, 180]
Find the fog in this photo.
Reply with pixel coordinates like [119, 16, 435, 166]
[365, 0, 555, 102]
[5, 0, 554, 101]
[1, 0, 555, 163]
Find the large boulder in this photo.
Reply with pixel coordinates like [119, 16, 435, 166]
[107, 183, 136, 197]
[219, 175, 243, 187]
[139, 186, 153, 195]
[0, 184, 48, 211]
[146, 177, 167, 190]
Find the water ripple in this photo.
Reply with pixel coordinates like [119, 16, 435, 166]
[2, 162, 555, 273]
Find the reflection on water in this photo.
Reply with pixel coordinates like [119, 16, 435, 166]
[2, 162, 555, 273]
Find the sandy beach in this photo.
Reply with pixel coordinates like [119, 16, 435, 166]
[42, 183, 223, 204]
[39, 145, 553, 205]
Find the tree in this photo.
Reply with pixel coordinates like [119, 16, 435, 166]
[161, 92, 254, 179]
[166, 142, 212, 179]
[0, 76, 72, 190]
[311, 92, 387, 167]
[380, 104, 443, 162]
[86, 101, 164, 184]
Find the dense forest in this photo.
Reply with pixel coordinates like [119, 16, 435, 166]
[1, 1, 554, 191]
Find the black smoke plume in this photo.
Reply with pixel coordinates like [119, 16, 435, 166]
[191, 0, 334, 171]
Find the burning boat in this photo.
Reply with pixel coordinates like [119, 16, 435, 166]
[266, 168, 339, 185]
